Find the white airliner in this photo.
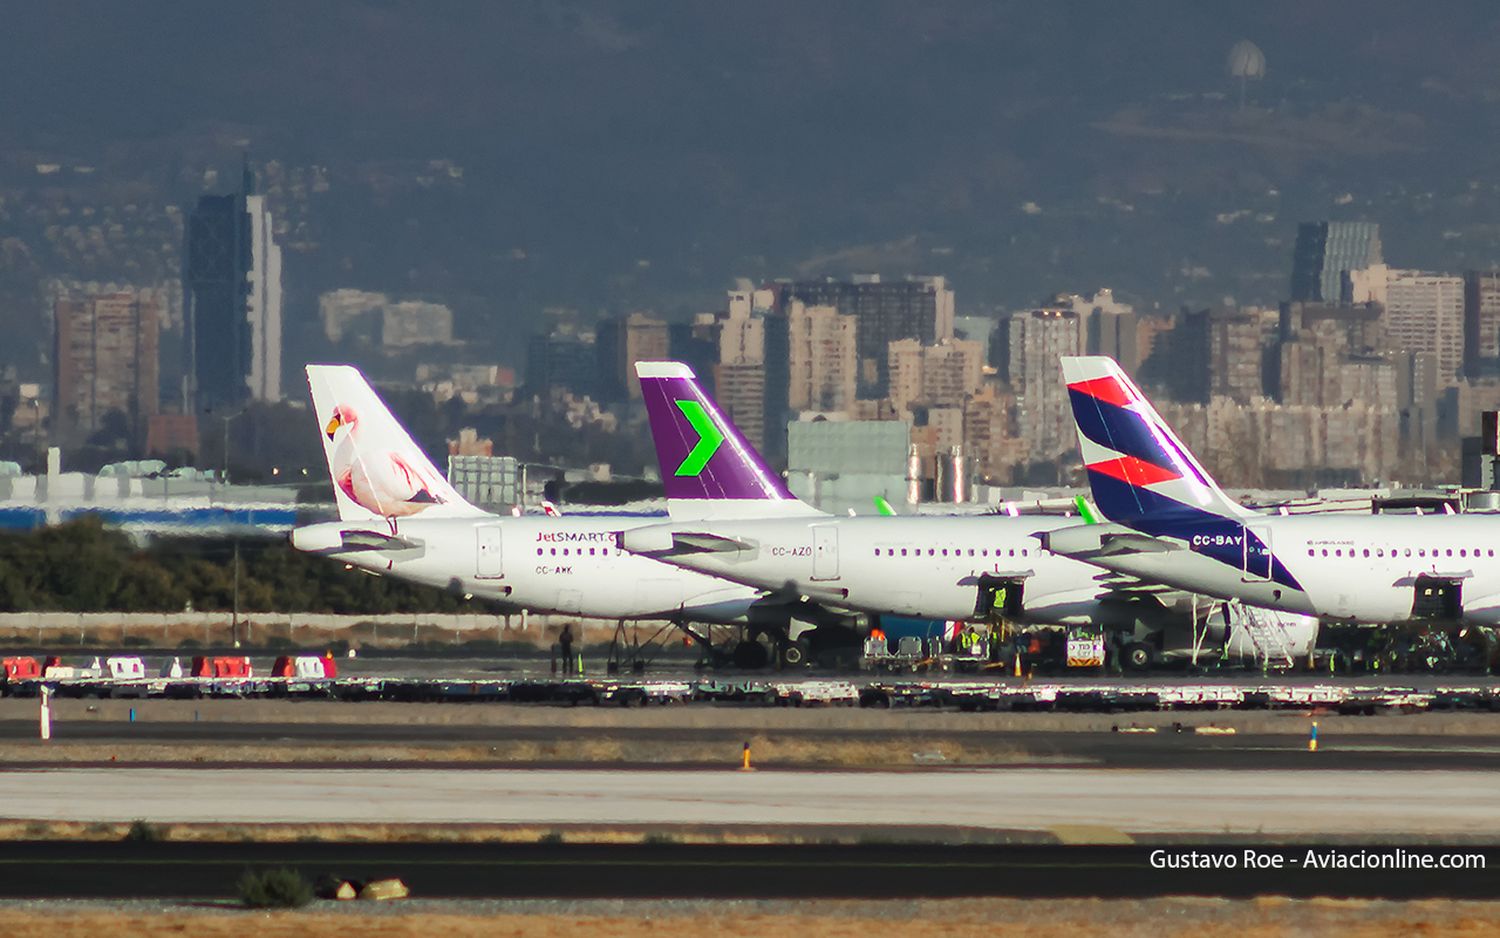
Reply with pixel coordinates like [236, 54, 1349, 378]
[620, 361, 1317, 668]
[290, 365, 775, 633]
[1052, 355, 1500, 626]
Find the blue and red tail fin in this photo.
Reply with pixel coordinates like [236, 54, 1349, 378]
[635, 361, 822, 520]
[1061, 356, 1249, 524]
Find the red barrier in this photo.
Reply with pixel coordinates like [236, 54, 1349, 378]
[2, 657, 40, 680]
[190, 656, 253, 678]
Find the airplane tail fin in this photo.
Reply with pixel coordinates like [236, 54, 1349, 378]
[1061, 355, 1249, 523]
[306, 364, 486, 523]
[635, 361, 822, 520]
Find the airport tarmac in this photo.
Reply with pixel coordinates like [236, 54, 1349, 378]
[1, 766, 1496, 838]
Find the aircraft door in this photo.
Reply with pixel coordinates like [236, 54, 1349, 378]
[1242, 524, 1272, 582]
[475, 525, 503, 579]
[975, 575, 1025, 620]
[812, 525, 839, 580]
[1412, 575, 1463, 621]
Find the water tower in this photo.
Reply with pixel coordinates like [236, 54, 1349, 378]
[1227, 39, 1266, 107]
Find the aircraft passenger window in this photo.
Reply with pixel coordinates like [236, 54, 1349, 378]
[968, 548, 975, 556]
[928, 548, 935, 556]
[1447, 549, 1454, 557]
[1022, 549, 1029, 556]
[1008, 549, 1015, 557]
[1308, 549, 1315, 557]
[901, 549, 908, 556]
[589, 548, 596, 556]
[1376, 549, 1383, 557]
[1321, 549, 1328, 557]
[1405, 549, 1411, 557]
[1363, 549, 1371, 558]
[982, 549, 988, 556]
[1461, 549, 1468, 557]
[550, 548, 557, 556]
[537, 548, 543, 556]
[941, 549, 948, 556]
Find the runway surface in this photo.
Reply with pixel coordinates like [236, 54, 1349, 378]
[3, 766, 1499, 837]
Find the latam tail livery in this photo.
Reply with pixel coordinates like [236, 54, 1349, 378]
[1055, 355, 1500, 626]
[291, 365, 765, 624]
[623, 361, 1316, 667]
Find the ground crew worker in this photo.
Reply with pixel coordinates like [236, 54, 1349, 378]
[559, 623, 574, 674]
[991, 585, 1008, 618]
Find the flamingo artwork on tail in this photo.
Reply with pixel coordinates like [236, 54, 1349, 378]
[324, 404, 447, 526]
[307, 364, 486, 531]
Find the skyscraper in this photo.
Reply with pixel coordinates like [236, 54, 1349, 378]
[786, 300, 858, 413]
[596, 311, 670, 401]
[53, 291, 160, 442]
[1464, 270, 1500, 378]
[785, 275, 954, 396]
[1385, 269, 1464, 386]
[183, 164, 283, 412]
[1289, 221, 1383, 303]
[1006, 309, 1082, 463]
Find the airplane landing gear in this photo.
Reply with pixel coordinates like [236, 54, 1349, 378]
[732, 638, 771, 670]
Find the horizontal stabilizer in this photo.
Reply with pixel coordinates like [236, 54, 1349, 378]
[669, 532, 754, 555]
[1098, 532, 1183, 556]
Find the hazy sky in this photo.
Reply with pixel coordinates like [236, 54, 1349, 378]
[6, 1, 1500, 338]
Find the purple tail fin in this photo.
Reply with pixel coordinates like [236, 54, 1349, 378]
[635, 361, 820, 519]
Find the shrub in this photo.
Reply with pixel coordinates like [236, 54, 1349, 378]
[237, 867, 313, 908]
[123, 819, 162, 842]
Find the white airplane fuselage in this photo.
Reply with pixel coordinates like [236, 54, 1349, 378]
[1047, 512, 1500, 626]
[292, 514, 765, 623]
[621, 514, 1147, 628]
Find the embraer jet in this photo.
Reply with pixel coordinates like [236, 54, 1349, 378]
[1051, 355, 1500, 626]
[618, 362, 1316, 668]
[290, 365, 772, 630]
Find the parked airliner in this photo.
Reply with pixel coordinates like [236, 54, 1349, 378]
[1051, 355, 1500, 626]
[619, 361, 1316, 668]
[290, 365, 773, 630]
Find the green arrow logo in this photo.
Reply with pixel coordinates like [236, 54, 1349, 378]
[673, 399, 725, 476]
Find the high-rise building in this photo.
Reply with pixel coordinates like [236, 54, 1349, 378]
[1384, 269, 1464, 386]
[787, 300, 857, 412]
[714, 362, 767, 453]
[526, 331, 597, 398]
[53, 291, 160, 442]
[1058, 289, 1140, 373]
[886, 338, 983, 415]
[1464, 270, 1500, 378]
[1006, 309, 1082, 463]
[714, 289, 791, 463]
[1208, 308, 1265, 403]
[184, 164, 283, 412]
[1274, 302, 1391, 407]
[785, 275, 953, 396]
[596, 312, 671, 401]
[1289, 221, 1383, 303]
[1145, 307, 1262, 404]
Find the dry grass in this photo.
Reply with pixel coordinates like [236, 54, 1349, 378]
[5, 696, 1499, 738]
[0, 733, 1040, 769]
[2, 898, 1500, 938]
